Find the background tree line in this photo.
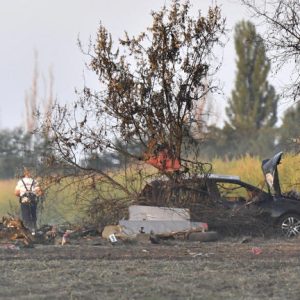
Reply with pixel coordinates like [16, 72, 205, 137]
[0, 1, 300, 181]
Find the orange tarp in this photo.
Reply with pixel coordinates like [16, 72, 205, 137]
[145, 149, 181, 172]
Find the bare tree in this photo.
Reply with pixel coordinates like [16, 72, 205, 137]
[242, 0, 300, 151]
[39, 0, 226, 224]
[242, 0, 300, 102]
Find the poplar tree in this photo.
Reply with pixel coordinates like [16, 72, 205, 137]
[225, 20, 278, 156]
[242, 0, 300, 102]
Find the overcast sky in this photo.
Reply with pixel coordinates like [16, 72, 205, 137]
[0, 0, 290, 130]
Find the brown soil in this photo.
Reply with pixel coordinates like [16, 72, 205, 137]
[0, 236, 300, 299]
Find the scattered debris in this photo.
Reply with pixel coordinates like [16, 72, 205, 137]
[135, 233, 150, 243]
[251, 247, 262, 255]
[187, 231, 219, 242]
[0, 216, 34, 246]
[0, 217, 104, 247]
[239, 236, 252, 244]
[0, 243, 20, 250]
[45, 226, 57, 240]
[108, 234, 118, 244]
[189, 252, 203, 258]
[102, 225, 124, 240]
[119, 220, 208, 236]
[0, 205, 217, 248]
[149, 230, 160, 244]
[187, 250, 214, 258]
[61, 230, 73, 246]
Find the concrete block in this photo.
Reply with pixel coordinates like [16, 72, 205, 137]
[128, 205, 190, 221]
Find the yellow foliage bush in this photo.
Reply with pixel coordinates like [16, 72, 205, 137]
[212, 153, 300, 192]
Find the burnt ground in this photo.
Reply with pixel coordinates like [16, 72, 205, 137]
[1, 236, 300, 299]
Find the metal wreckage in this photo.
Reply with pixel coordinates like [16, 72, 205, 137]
[102, 151, 300, 242]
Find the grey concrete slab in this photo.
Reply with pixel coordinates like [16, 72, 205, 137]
[128, 205, 190, 221]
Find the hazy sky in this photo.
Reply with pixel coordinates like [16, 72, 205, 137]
[0, 0, 290, 130]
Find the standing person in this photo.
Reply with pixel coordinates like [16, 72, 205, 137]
[14, 168, 42, 235]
